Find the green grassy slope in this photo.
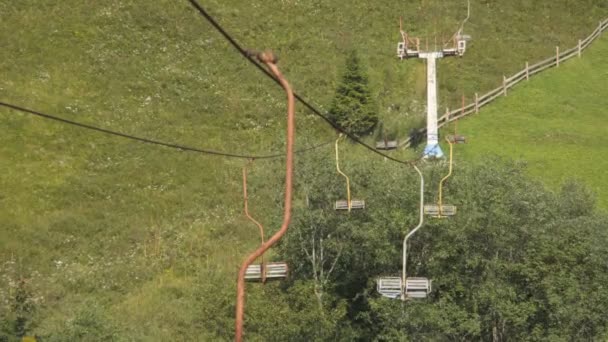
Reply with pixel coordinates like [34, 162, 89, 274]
[0, 0, 606, 339]
[444, 34, 608, 208]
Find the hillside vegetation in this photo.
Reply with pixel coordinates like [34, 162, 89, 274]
[446, 34, 608, 208]
[0, 0, 607, 340]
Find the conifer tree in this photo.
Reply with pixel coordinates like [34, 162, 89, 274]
[328, 51, 378, 136]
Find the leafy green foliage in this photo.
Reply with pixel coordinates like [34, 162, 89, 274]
[275, 154, 608, 340]
[362, 159, 608, 341]
[41, 301, 119, 342]
[328, 51, 378, 135]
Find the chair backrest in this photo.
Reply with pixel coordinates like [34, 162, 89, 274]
[335, 200, 365, 210]
[440, 205, 457, 216]
[405, 277, 431, 298]
[448, 135, 466, 144]
[265, 262, 288, 279]
[335, 200, 349, 210]
[424, 204, 440, 215]
[425, 204, 456, 216]
[376, 141, 398, 150]
[397, 42, 405, 56]
[350, 200, 366, 209]
[377, 277, 402, 299]
[245, 263, 288, 281]
[245, 264, 263, 280]
[457, 40, 467, 55]
[406, 278, 430, 289]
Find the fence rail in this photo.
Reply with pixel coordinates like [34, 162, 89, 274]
[400, 17, 608, 148]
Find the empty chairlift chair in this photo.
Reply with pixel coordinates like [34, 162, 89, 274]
[245, 262, 289, 282]
[442, 33, 472, 57]
[242, 164, 288, 283]
[423, 204, 457, 217]
[405, 277, 432, 298]
[377, 276, 432, 299]
[377, 277, 403, 299]
[397, 18, 420, 59]
[245, 264, 263, 281]
[335, 199, 365, 211]
[376, 165, 433, 301]
[456, 33, 471, 56]
[447, 134, 466, 144]
[456, 1, 472, 57]
[264, 262, 289, 279]
[334, 135, 365, 211]
[376, 139, 399, 150]
[425, 137, 457, 218]
[446, 95, 468, 145]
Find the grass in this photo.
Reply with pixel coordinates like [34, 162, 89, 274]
[443, 34, 608, 209]
[0, 0, 606, 339]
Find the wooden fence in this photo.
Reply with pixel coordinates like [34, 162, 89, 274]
[400, 18, 608, 148]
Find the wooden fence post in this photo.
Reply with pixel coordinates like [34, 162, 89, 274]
[475, 93, 479, 113]
[503, 75, 507, 96]
[578, 39, 582, 57]
[525, 62, 529, 80]
[556, 46, 560, 67]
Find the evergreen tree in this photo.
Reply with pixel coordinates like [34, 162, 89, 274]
[328, 51, 378, 136]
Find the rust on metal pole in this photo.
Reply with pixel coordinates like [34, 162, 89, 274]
[242, 163, 265, 282]
[235, 50, 296, 342]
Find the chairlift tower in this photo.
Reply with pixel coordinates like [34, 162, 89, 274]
[397, 3, 471, 159]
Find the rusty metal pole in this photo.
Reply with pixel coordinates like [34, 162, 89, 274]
[242, 163, 265, 282]
[235, 50, 295, 342]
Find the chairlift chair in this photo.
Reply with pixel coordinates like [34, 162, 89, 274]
[377, 277, 402, 299]
[236, 50, 296, 342]
[397, 18, 420, 59]
[242, 164, 289, 283]
[455, 0, 472, 56]
[456, 34, 471, 56]
[424, 137, 457, 218]
[377, 276, 432, 299]
[376, 140, 399, 150]
[335, 199, 365, 211]
[424, 204, 457, 217]
[448, 95, 468, 144]
[334, 135, 365, 212]
[245, 264, 263, 281]
[447, 135, 466, 144]
[245, 262, 289, 281]
[375, 165, 433, 301]
[405, 277, 432, 298]
[398, 42, 421, 59]
[442, 45, 458, 57]
[397, 42, 406, 59]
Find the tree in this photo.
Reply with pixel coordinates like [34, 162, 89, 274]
[274, 152, 608, 341]
[328, 51, 378, 136]
[362, 159, 608, 341]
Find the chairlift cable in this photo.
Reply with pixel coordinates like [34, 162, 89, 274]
[185, 0, 422, 166]
[0, 100, 331, 160]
